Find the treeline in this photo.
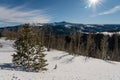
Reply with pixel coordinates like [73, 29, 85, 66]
[43, 30, 120, 61]
[1, 26, 120, 61]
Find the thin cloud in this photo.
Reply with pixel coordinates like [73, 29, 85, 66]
[99, 5, 120, 15]
[0, 6, 50, 23]
[92, 5, 120, 17]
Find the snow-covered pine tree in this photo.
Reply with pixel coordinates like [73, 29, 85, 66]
[31, 36, 48, 71]
[12, 24, 48, 72]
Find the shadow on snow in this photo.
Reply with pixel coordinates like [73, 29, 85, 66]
[0, 63, 30, 72]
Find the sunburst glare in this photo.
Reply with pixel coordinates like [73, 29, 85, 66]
[85, 0, 103, 9]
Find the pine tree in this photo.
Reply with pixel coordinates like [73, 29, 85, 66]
[12, 24, 48, 72]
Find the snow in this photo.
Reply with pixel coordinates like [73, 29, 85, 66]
[85, 24, 95, 27]
[65, 24, 72, 28]
[0, 38, 120, 80]
[96, 32, 120, 37]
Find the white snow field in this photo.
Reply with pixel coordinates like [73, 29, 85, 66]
[0, 38, 120, 80]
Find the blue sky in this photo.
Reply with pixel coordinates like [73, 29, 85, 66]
[0, 0, 120, 26]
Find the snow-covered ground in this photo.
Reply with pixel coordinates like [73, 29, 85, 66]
[0, 38, 120, 80]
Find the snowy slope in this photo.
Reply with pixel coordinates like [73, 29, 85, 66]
[0, 38, 120, 80]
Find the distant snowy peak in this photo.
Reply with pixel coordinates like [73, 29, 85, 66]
[30, 23, 44, 26]
[52, 21, 73, 26]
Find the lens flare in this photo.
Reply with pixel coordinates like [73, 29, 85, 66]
[85, 0, 103, 9]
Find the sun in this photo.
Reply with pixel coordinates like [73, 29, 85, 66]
[85, 0, 103, 9]
[89, 0, 99, 4]
[89, 0, 99, 5]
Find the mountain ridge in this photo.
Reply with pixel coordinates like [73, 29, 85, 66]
[0, 21, 120, 35]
